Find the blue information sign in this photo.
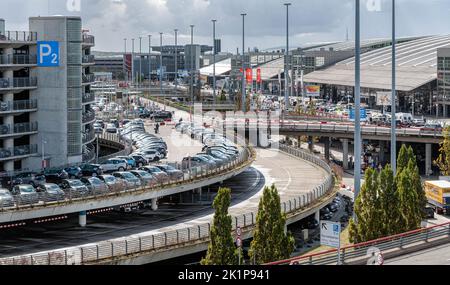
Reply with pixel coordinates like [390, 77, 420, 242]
[37, 41, 60, 67]
[349, 108, 367, 121]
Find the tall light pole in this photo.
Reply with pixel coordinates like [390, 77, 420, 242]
[148, 34, 152, 91]
[174, 29, 178, 98]
[132, 38, 135, 86]
[124, 38, 128, 82]
[160, 32, 165, 110]
[284, 3, 291, 111]
[139, 36, 142, 88]
[190, 25, 195, 122]
[354, 0, 362, 201]
[241, 13, 247, 113]
[212, 19, 217, 109]
[391, 0, 397, 175]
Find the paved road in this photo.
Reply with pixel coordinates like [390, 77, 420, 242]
[0, 98, 328, 260]
[385, 243, 450, 265]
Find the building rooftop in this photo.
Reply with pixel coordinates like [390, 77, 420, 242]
[303, 35, 450, 92]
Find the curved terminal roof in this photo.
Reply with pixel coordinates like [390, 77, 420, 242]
[304, 35, 450, 92]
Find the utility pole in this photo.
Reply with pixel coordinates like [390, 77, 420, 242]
[354, 0, 362, 202]
[212, 19, 217, 110]
[241, 13, 247, 113]
[174, 29, 178, 99]
[124, 38, 128, 82]
[284, 3, 291, 111]
[391, 0, 397, 175]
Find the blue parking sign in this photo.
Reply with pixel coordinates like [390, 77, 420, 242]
[37, 41, 60, 67]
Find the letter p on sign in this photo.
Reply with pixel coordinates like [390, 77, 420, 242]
[37, 41, 60, 67]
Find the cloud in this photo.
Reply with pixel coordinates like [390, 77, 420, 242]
[1, 0, 450, 52]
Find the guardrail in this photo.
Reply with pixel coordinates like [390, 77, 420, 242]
[0, 143, 334, 265]
[0, 122, 38, 136]
[82, 74, 95, 84]
[82, 93, 95, 104]
[0, 144, 38, 160]
[82, 111, 96, 124]
[266, 222, 450, 265]
[82, 55, 95, 64]
[0, 77, 38, 89]
[82, 34, 95, 45]
[0, 54, 37, 65]
[0, 31, 37, 42]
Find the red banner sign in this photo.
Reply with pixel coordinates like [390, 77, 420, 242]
[257, 68, 261, 83]
[246, 68, 252, 83]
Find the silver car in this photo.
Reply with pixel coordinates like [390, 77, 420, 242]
[59, 179, 90, 199]
[113, 172, 142, 189]
[37, 183, 66, 202]
[0, 189, 15, 208]
[130, 170, 157, 187]
[81, 177, 109, 194]
[11, 184, 39, 205]
[99, 175, 127, 192]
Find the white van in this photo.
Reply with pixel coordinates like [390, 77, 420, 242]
[396, 113, 413, 124]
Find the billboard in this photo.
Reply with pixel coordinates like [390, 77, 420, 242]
[305, 85, 321, 97]
[376, 92, 392, 106]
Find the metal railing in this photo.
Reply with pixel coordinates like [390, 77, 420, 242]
[82, 55, 95, 64]
[82, 74, 95, 84]
[0, 77, 38, 89]
[0, 144, 334, 265]
[267, 222, 450, 265]
[82, 93, 95, 104]
[0, 99, 38, 113]
[82, 148, 96, 163]
[82, 34, 95, 45]
[0, 54, 37, 65]
[0, 122, 38, 136]
[0, 144, 38, 160]
[82, 130, 96, 144]
[82, 111, 96, 124]
[0, 31, 37, 42]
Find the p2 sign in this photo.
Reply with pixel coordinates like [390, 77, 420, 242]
[37, 41, 60, 67]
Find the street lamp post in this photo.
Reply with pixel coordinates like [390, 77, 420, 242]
[241, 13, 247, 113]
[148, 34, 152, 92]
[391, 0, 397, 175]
[212, 20, 217, 109]
[190, 25, 195, 123]
[124, 38, 128, 82]
[139, 36, 142, 88]
[174, 29, 178, 98]
[41, 138, 47, 170]
[284, 3, 291, 111]
[132, 38, 135, 86]
[160, 32, 165, 111]
[354, 0, 362, 201]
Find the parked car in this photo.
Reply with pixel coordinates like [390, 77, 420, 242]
[36, 183, 65, 202]
[425, 207, 435, 219]
[155, 165, 184, 181]
[81, 177, 109, 194]
[98, 175, 127, 192]
[116, 156, 136, 169]
[113, 172, 142, 189]
[136, 150, 161, 162]
[80, 164, 104, 177]
[64, 166, 83, 179]
[59, 179, 90, 198]
[0, 189, 15, 208]
[11, 184, 39, 205]
[139, 166, 170, 184]
[130, 155, 148, 168]
[100, 159, 128, 173]
[43, 168, 69, 184]
[130, 170, 157, 187]
[105, 123, 117, 134]
[12, 172, 46, 188]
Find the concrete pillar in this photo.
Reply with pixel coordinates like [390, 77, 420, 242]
[426, 143, 432, 177]
[308, 136, 314, 152]
[343, 139, 349, 170]
[444, 105, 448, 118]
[379, 141, 386, 164]
[297, 136, 302, 149]
[79, 211, 87, 227]
[315, 210, 320, 222]
[151, 198, 158, 211]
[324, 138, 331, 162]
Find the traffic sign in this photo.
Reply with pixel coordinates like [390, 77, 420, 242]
[376, 252, 384, 265]
[236, 237, 242, 248]
[37, 41, 60, 67]
[320, 221, 341, 249]
[349, 108, 367, 122]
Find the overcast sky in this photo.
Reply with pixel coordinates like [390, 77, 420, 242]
[1, 0, 450, 52]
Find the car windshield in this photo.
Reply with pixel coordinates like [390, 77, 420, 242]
[47, 185, 61, 192]
[103, 176, 115, 183]
[90, 178, 103, 185]
[122, 173, 136, 180]
[147, 167, 162, 173]
[138, 172, 152, 178]
[0, 191, 11, 197]
[69, 180, 84, 187]
[19, 186, 35, 193]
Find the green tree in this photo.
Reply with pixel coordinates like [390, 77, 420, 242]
[397, 144, 410, 173]
[201, 188, 238, 265]
[349, 168, 382, 243]
[407, 159, 427, 219]
[249, 185, 295, 264]
[435, 126, 450, 176]
[378, 164, 399, 236]
[397, 169, 422, 231]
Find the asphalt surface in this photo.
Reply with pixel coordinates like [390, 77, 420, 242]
[385, 243, 450, 265]
[0, 167, 265, 258]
